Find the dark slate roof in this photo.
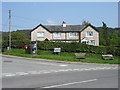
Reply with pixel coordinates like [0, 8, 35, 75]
[31, 24, 99, 32]
[43, 25, 86, 32]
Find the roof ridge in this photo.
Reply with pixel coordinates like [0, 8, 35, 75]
[44, 25, 85, 26]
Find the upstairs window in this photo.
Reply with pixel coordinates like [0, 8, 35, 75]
[37, 32, 45, 37]
[54, 32, 61, 37]
[87, 31, 93, 37]
[69, 32, 77, 37]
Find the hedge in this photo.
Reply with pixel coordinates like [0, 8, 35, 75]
[37, 41, 120, 56]
[2, 40, 120, 56]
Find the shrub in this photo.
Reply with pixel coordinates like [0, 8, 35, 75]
[37, 41, 120, 56]
[2, 40, 120, 56]
[2, 40, 30, 48]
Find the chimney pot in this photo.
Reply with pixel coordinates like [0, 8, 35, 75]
[62, 21, 67, 27]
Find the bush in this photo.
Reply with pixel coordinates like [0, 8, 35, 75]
[2, 40, 30, 48]
[2, 40, 120, 56]
[37, 41, 120, 56]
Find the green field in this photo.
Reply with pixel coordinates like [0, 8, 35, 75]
[3, 48, 120, 64]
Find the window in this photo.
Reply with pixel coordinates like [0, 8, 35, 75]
[69, 32, 77, 37]
[87, 31, 93, 37]
[54, 32, 61, 37]
[81, 41, 89, 44]
[37, 32, 44, 37]
[88, 40, 95, 45]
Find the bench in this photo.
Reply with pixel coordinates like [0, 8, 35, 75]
[75, 53, 86, 59]
[102, 54, 114, 60]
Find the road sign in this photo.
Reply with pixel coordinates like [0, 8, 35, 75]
[54, 48, 61, 52]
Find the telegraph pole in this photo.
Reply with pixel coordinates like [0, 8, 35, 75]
[8, 10, 11, 50]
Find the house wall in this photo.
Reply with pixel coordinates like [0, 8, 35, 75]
[80, 26, 99, 46]
[31, 25, 99, 46]
[31, 26, 52, 41]
[53, 33, 65, 39]
[66, 32, 79, 40]
[52, 32, 79, 40]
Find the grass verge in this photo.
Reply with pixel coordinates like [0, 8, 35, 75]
[3, 48, 120, 64]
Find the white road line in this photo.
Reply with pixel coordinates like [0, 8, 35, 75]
[112, 67, 118, 69]
[73, 69, 79, 71]
[53, 70, 60, 72]
[28, 70, 48, 74]
[2, 66, 118, 77]
[2, 73, 12, 75]
[78, 69, 85, 71]
[43, 72, 51, 74]
[63, 69, 70, 71]
[58, 70, 66, 72]
[59, 65, 68, 67]
[66, 69, 73, 71]
[83, 68, 91, 71]
[32, 62, 68, 67]
[16, 72, 29, 75]
[43, 79, 97, 88]
[90, 68, 98, 70]
[4, 74, 16, 77]
[27, 71, 39, 74]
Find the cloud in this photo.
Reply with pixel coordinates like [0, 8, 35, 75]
[46, 18, 56, 25]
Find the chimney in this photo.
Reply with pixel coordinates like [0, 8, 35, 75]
[62, 21, 67, 27]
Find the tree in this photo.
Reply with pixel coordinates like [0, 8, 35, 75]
[102, 22, 110, 46]
[3, 31, 29, 41]
[2, 31, 30, 48]
[11, 31, 29, 40]
[82, 20, 90, 25]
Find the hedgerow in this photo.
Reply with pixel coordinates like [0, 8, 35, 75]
[2, 40, 120, 56]
[37, 41, 120, 56]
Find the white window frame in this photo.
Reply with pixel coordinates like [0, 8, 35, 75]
[69, 32, 77, 37]
[37, 32, 45, 38]
[54, 32, 61, 37]
[86, 31, 94, 37]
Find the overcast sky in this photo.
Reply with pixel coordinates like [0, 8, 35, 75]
[2, 2, 118, 31]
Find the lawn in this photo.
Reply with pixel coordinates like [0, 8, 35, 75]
[3, 48, 120, 64]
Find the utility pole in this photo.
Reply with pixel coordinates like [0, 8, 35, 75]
[8, 10, 11, 50]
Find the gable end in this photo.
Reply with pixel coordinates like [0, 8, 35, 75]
[80, 24, 99, 32]
[31, 24, 52, 33]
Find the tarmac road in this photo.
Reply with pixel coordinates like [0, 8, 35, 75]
[1, 56, 119, 88]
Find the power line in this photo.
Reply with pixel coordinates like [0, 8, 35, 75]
[2, 13, 47, 32]
[12, 15, 45, 23]
[2, 24, 32, 29]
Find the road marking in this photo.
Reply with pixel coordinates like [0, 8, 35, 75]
[31, 62, 68, 67]
[58, 70, 66, 72]
[66, 69, 73, 71]
[73, 69, 79, 71]
[84, 68, 91, 71]
[43, 72, 51, 74]
[2, 67, 118, 77]
[43, 79, 97, 88]
[59, 65, 68, 67]
[15, 72, 29, 75]
[4, 74, 16, 77]
[28, 71, 41, 74]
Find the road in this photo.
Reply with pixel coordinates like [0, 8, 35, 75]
[2, 56, 119, 88]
